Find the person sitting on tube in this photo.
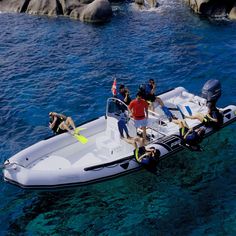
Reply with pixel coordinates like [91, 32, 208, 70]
[123, 136, 159, 165]
[49, 112, 76, 135]
[185, 102, 223, 129]
[172, 118, 205, 151]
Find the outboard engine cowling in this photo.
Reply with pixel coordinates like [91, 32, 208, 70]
[201, 80, 221, 104]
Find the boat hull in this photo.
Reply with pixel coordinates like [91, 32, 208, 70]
[2, 87, 236, 189]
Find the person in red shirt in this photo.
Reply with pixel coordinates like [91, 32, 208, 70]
[129, 92, 149, 142]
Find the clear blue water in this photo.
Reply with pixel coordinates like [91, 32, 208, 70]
[1, 1, 236, 235]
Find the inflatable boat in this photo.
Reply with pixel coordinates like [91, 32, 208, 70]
[2, 80, 236, 189]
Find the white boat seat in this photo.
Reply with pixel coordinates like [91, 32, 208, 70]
[96, 129, 122, 158]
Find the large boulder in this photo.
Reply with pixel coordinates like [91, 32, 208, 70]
[26, 0, 63, 16]
[79, 0, 112, 23]
[145, 0, 158, 8]
[69, 6, 85, 19]
[185, 0, 236, 18]
[0, 0, 30, 13]
[58, 0, 87, 16]
[0, 0, 112, 23]
[229, 4, 236, 19]
[186, 0, 208, 14]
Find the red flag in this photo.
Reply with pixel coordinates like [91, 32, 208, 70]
[111, 78, 117, 96]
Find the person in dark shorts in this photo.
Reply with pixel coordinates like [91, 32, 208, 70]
[123, 136, 159, 164]
[134, 145, 158, 165]
[117, 84, 131, 106]
[139, 79, 174, 121]
[49, 112, 76, 135]
[185, 103, 223, 129]
[172, 118, 205, 151]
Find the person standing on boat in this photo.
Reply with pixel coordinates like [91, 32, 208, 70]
[139, 80, 174, 121]
[145, 79, 157, 109]
[139, 79, 162, 109]
[128, 92, 149, 142]
[49, 112, 76, 135]
[117, 84, 131, 106]
[117, 110, 131, 139]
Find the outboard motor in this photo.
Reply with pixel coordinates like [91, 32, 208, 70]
[201, 80, 223, 129]
[201, 79, 221, 105]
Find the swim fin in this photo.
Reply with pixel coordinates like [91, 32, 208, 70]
[162, 106, 173, 121]
[185, 106, 192, 116]
[74, 133, 88, 144]
[74, 127, 86, 134]
[176, 105, 185, 119]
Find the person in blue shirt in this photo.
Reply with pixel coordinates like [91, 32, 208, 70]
[139, 79, 174, 121]
[117, 110, 131, 138]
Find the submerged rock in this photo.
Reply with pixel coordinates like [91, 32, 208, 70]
[185, 0, 236, 19]
[0, 0, 112, 23]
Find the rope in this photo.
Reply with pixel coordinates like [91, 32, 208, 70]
[0, 160, 10, 169]
[0, 160, 23, 170]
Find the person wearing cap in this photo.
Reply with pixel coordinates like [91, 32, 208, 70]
[128, 92, 149, 142]
[117, 84, 131, 106]
[49, 112, 76, 135]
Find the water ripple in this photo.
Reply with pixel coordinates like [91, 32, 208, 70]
[0, 2, 236, 235]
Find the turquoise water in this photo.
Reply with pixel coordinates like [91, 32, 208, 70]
[1, 1, 236, 235]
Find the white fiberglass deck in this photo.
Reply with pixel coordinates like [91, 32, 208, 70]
[28, 88, 209, 172]
[29, 130, 133, 171]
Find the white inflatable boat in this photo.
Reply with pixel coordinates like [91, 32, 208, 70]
[2, 81, 236, 189]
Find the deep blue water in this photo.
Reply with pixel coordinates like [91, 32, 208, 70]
[1, 0, 236, 235]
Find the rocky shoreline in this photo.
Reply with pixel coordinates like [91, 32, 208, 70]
[0, 0, 236, 23]
[0, 0, 113, 23]
[185, 0, 236, 19]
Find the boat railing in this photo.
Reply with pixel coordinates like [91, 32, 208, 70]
[106, 97, 166, 134]
[106, 97, 131, 119]
[106, 97, 164, 118]
[148, 109, 165, 123]
[147, 109, 167, 138]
